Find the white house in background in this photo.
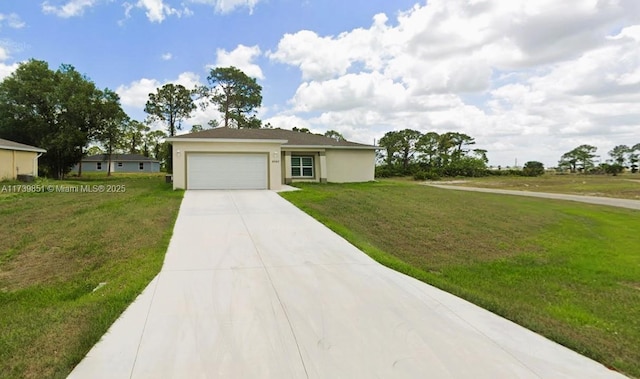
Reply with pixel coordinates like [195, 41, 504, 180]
[0, 138, 46, 180]
[167, 127, 378, 190]
[74, 154, 161, 173]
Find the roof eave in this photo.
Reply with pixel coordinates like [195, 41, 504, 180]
[284, 144, 380, 150]
[83, 160, 160, 163]
[0, 145, 47, 153]
[167, 137, 289, 144]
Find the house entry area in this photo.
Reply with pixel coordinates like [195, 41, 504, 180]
[186, 153, 268, 190]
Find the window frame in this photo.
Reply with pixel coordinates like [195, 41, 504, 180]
[291, 155, 314, 178]
[96, 162, 102, 170]
[139, 162, 144, 170]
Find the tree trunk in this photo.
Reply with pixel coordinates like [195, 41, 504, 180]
[167, 144, 173, 173]
[57, 153, 64, 180]
[78, 147, 84, 177]
[224, 92, 231, 128]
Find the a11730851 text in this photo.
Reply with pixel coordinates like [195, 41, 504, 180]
[0, 184, 126, 194]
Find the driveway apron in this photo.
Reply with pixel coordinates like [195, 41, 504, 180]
[68, 190, 626, 379]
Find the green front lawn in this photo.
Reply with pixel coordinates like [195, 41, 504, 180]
[0, 174, 183, 379]
[281, 181, 640, 378]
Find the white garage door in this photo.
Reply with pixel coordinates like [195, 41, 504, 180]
[187, 153, 268, 190]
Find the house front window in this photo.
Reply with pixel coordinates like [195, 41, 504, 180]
[117, 162, 123, 167]
[139, 162, 144, 170]
[96, 162, 102, 170]
[291, 156, 314, 178]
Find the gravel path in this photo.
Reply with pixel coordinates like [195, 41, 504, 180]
[424, 184, 640, 210]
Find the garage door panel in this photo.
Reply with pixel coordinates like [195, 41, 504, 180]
[188, 154, 267, 190]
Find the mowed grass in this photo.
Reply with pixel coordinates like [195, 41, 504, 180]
[0, 174, 183, 379]
[447, 173, 640, 200]
[281, 181, 640, 377]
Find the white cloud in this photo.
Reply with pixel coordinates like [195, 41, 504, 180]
[268, 14, 390, 81]
[116, 77, 162, 108]
[291, 72, 412, 113]
[173, 71, 201, 89]
[0, 13, 26, 28]
[0, 46, 9, 62]
[189, 0, 261, 14]
[0, 62, 19, 81]
[0, 43, 20, 80]
[262, 115, 311, 130]
[213, 44, 264, 79]
[126, 0, 190, 23]
[116, 72, 203, 108]
[42, 0, 102, 18]
[161, 52, 173, 61]
[121, 0, 192, 23]
[268, 30, 353, 81]
[267, 0, 640, 166]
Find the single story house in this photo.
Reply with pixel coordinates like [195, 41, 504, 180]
[167, 127, 378, 190]
[74, 154, 161, 173]
[0, 138, 46, 180]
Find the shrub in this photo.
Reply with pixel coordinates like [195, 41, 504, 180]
[375, 165, 394, 178]
[522, 161, 545, 177]
[375, 164, 407, 178]
[443, 157, 488, 177]
[413, 171, 427, 181]
[413, 170, 440, 181]
[602, 163, 624, 176]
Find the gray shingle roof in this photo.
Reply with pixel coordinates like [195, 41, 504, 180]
[0, 138, 47, 153]
[82, 154, 159, 162]
[169, 127, 377, 149]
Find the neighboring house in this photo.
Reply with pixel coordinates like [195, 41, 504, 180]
[0, 138, 46, 180]
[74, 154, 161, 173]
[167, 127, 378, 190]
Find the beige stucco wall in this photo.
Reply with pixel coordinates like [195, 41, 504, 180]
[171, 140, 282, 190]
[0, 149, 38, 180]
[326, 149, 376, 183]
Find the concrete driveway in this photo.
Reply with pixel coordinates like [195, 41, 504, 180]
[69, 190, 626, 378]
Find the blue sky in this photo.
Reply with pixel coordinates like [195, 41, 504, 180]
[2, 1, 411, 104]
[1, 0, 640, 167]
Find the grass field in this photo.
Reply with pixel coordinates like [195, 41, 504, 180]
[0, 174, 183, 379]
[443, 173, 640, 200]
[281, 181, 640, 378]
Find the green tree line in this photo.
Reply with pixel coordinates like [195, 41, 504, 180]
[0, 60, 124, 178]
[559, 144, 640, 175]
[0, 59, 173, 178]
[376, 129, 489, 178]
[0, 59, 266, 177]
